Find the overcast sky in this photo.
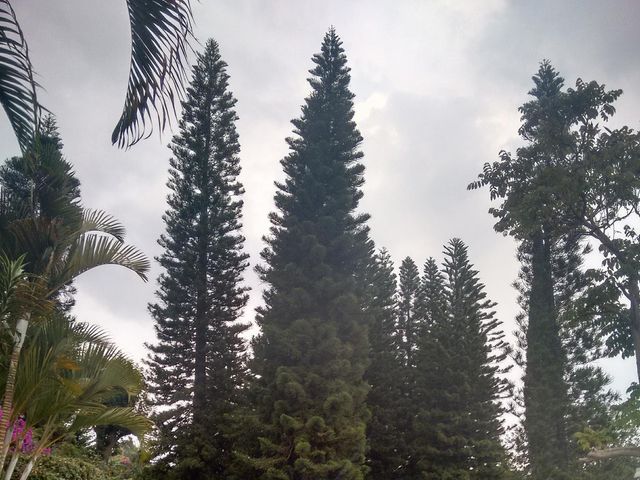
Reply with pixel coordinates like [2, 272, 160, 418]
[4, 0, 639, 392]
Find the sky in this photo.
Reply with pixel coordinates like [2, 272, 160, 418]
[4, 0, 640, 393]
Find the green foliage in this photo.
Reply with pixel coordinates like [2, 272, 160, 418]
[472, 61, 640, 478]
[10, 314, 150, 447]
[471, 63, 582, 479]
[0, 120, 149, 474]
[0, 121, 149, 292]
[471, 59, 640, 384]
[28, 455, 110, 480]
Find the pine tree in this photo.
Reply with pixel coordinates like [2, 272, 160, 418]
[414, 239, 509, 480]
[363, 249, 405, 479]
[411, 257, 447, 478]
[247, 28, 371, 480]
[145, 39, 249, 480]
[397, 257, 421, 370]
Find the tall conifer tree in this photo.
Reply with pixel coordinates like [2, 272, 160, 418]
[248, 28, 371, 480]
[363, 249, 405, 479]
[414, 240, 509, 480]
[145, 39, 249, 480]
[397, 257, 421, 371]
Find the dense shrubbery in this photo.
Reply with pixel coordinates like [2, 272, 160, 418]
[27, 456, 110, 480]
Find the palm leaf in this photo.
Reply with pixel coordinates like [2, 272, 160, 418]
[111, 0, 194, 148]
[0, 0, 44, 152]
[81, 209, 126, 242]
[0, 252, 25, 319]
[69, 406, 152, 438]
[49, 232, 150, 291]
[0, 251, 52, 323]
[14, 316, 151, 438]
[74, 345, 142, 400]
[69, 321, 113, 348]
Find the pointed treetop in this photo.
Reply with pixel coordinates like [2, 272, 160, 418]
[529, 60, 564, 99]
[308, 27, 351, 94]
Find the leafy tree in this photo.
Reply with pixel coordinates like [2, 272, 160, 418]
[145, 39, 249, 480]
[0, 0, 194, 151]
[471, 60, 640, 465]
[362, 249, 405, 479]
[245, 28, 371, 480]
[414, 239, 509, 480]
[531, 92, 640, 383]
[469, 62, 578, 478]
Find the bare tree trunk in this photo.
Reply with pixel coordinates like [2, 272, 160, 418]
[0, 317, 29, 467]
[17, 457, 33, 480]
[0, 426, 14, 478]
[4, 436, 24, 480]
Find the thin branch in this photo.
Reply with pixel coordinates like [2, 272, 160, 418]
[580, 446, 640, 462]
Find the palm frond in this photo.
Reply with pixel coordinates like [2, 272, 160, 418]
[0, 252, 25, 319]
[111, 0, 194, 148]
[4, 217, 62, 273]
[0, 0, 44, 152]
[48, 232, 149, 291]
[69, 321, 112, 348]
[0, 251, 52, 323]
[14, 316, 151, 437]
[81, 209, 126, 241]
[69, 406, 152, 438]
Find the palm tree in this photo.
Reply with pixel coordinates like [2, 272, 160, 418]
[3, 314, 151, 480]
[0, 0, 194, 152]
[0, 134, 150, 464]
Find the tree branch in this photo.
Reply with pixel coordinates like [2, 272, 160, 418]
[580, 446, 640, 462]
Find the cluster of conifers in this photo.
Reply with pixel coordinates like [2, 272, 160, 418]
[144, 28, 639, 480]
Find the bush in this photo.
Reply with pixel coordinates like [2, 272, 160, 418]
[28, 455, 110, 480]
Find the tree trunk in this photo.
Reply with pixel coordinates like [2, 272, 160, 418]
[627, 278, 640, 382]
[523, 230, 568, 479]
[101, 432, 118, 463]
[4, 436, 24, 480]
[0, 317, 29, 467]
[0, 426, 13, 478]
[17, 457, 33, 480]
[192, 128, 211, 428]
